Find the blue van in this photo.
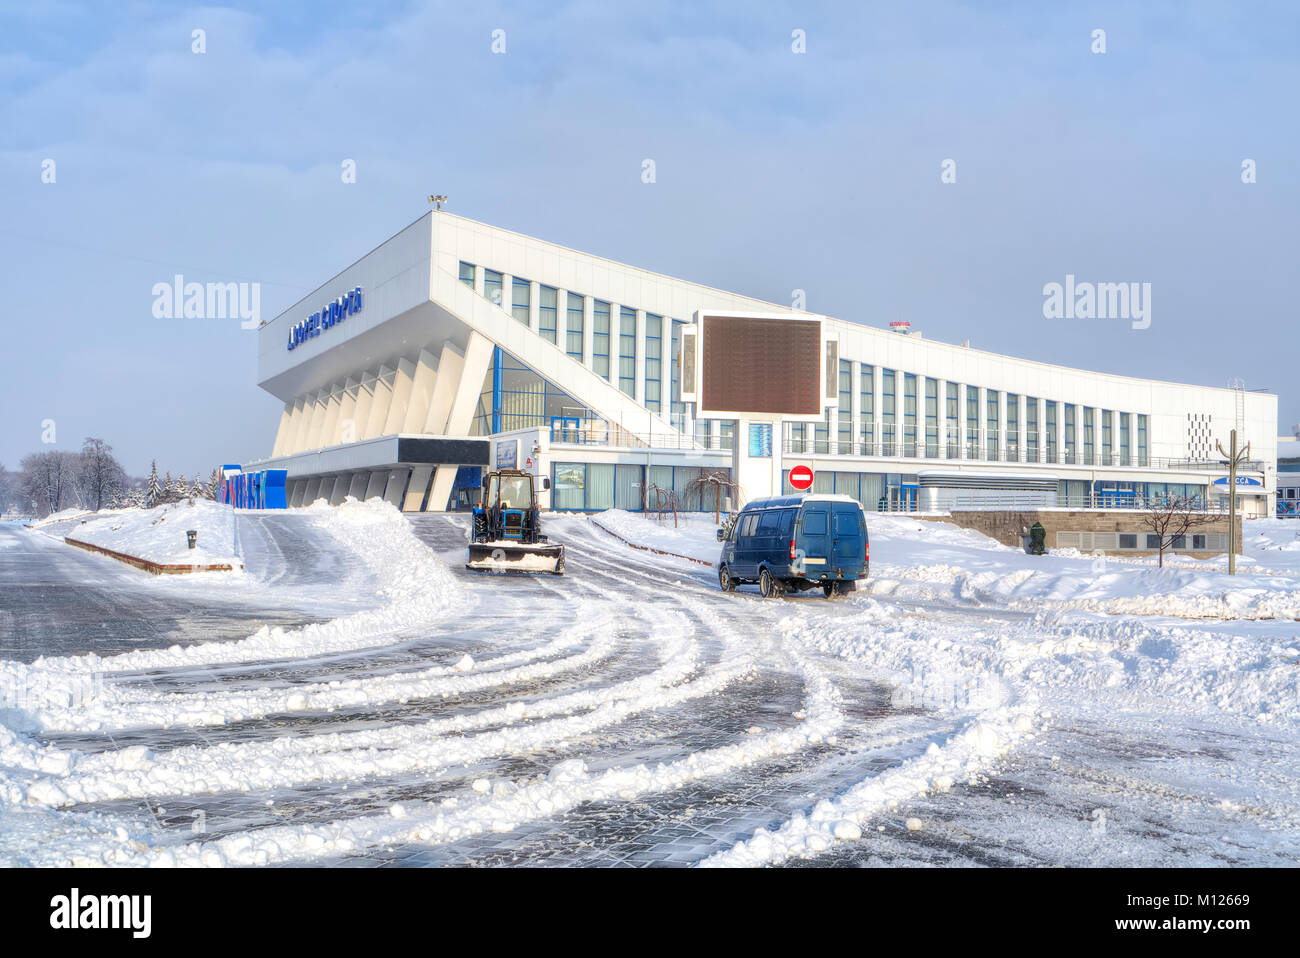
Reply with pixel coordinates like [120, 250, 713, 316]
[716, 494, 869, 597]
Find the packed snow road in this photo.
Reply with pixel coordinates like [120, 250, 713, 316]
[0, 504, 1296, 867]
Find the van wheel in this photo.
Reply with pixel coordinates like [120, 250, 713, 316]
[759, 568, 779, 598]
[718, 565, 737, 593]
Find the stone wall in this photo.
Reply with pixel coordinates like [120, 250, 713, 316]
[916, 509, 1242, 556]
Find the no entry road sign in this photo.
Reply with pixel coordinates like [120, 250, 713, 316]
[789, 464, 814, 491]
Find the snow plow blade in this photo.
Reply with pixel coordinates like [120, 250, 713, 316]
[465, 542, 565, 575]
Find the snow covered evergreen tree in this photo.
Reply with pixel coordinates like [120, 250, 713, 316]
[145, 461, 161, 508]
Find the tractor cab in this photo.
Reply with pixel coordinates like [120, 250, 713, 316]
[467, 469, 564, 574]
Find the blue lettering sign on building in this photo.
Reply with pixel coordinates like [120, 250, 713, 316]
[287, 287, 363, 351]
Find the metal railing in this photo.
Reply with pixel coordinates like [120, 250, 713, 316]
[943, 493, 1229, 513]
[546, 421, 734, 452]
[780, 439, 1262, 473]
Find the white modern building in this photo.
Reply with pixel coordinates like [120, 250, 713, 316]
[250, 211, 1279, 517]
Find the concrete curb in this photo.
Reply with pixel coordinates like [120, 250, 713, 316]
[588, 518, 714, 567]
[64, 536, 243, 575]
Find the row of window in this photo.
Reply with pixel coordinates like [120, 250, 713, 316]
[1056, 531, 1229, 552]
[790, 360, 1150, 465]
[551, 462, 731, 512]
[461, 262, 1159, 467]
[460, 261, 689, 427]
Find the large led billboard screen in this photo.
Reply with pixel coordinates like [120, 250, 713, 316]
[699, 315, 822, 416]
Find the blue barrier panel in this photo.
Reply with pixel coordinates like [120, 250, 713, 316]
[215, 466, 288, 510]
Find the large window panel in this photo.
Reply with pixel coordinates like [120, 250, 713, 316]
[538, 285, 558, 343]
[924, 377, 938, 458]
[512, 277, 531, 325]
[618, 307, 636, 396]
[484, 269, 503, 307]
[553, 463, 587, 510]
[566, 293, 584, 360]
[586, 463, 615, 511]
[986, 389, 1000, 461]
[592, 300, 611, 379]
[644, 313, 662, 413]
[881, 370, 896, 456]
[859, 364, 875, 455]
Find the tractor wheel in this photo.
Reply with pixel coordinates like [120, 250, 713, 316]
[759, 568, 779, 598]
[718, 565, 737, 593]
[471, 513, 487, 542]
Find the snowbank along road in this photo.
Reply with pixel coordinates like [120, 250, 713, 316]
[0, 503, 1296, 867]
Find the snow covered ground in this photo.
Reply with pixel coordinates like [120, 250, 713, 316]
[62, 500, 242, 567]
[0, 502, 1295, 867]
[590, 510, 1300, 865]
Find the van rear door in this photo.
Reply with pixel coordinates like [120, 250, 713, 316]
[797, 502, 831, 575]
[831, 503, 866, 575]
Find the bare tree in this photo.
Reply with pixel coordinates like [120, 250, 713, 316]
[647, 483, 680, 527]
[686, 470, 737, 524]
[76, 437, 126, 512]
[1140, 495, 1220, 568]
[20, 450, 81, 517]
[0, 464, 17, 517]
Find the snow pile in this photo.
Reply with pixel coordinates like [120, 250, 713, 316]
[589, 509, 723, 563]
[67, 500, 240, 567]
[24, 507, 99, 530]
[0, 498, 465, 732]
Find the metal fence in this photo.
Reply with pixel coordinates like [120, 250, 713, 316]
[780, 438, 1262, 473]
[942, 493, 1228, 513]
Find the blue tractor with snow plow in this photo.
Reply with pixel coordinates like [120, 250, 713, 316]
[466, 469, 565, 575]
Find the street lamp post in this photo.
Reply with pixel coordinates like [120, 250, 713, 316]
[1215, 428, 1252, 576]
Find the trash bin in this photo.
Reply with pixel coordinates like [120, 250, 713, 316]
[186, 530, 198, 550]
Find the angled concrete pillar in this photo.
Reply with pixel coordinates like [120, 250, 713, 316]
[363, 365, 396, 439]
[302, 477, 323, 505]
[422, 341, 465, 434]
[327, 474, 350, 505]
[383, 468, 410, 508]
[401, 348, 439, 434]
[427, 330, 495, 512]
[383, 357, 417, 435]
[271, 401, 294, 457]
[288, 479, 307, 508]
[320, 382, 344, 447]
[347, 472, 369, 501]
[285, 397, 310, 455]
[302, 390, 328, 452]
[363, 470, 389, 501]
[403, 465, 435, 511]
[337, 377, 361, 444]
[353, 370, 377, 440]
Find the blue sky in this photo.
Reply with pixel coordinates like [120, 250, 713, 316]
[2, 0, 1297, 477]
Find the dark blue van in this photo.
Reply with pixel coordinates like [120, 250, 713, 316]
[716, 494, 869, 597]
